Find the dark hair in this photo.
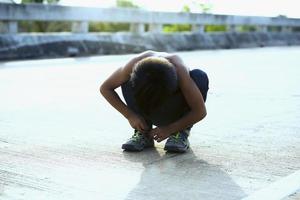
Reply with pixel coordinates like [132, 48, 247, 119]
[130, 57, 178, 115]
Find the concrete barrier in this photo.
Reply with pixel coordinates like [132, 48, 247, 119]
[1, 32, 300, 60]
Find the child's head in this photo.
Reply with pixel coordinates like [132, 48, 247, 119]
[130, 56, 178, 114]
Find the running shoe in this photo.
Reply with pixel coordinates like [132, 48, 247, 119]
[122, 130, 154, 151]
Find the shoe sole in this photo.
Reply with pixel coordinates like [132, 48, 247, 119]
[122, 144, 154, 152]
[164, 145, 189, 153]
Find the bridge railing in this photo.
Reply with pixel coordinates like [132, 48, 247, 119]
[1, 3, 300, 34]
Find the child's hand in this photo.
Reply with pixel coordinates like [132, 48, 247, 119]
[150, 127, 172, 142]
[127, 113, 149, 133]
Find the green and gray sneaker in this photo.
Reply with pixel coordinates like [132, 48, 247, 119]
[164, 130, 190, 153]
[122, 130, 154, 151]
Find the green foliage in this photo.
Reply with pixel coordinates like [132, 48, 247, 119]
[89, 0, 138, 32]
[164, 2, 213, 33]
[163, 4, 191, 33]
[199, 3, 212, 13]
[19, 21, 70, 32]
[19, 0, 139, 33]
[192, 0, 213, 14]
[20, 0, 63, 32]
[163, 24, 192, 33]
[116, 0, 138, 8]
[239, 25, 257, 32]
[205, 25, 227, 32]
[18, 0, 262, 34]
[182, 5, 191, 13]
[89, 22, 130, 32]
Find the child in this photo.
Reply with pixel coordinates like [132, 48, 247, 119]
[100, 50, 209, 152]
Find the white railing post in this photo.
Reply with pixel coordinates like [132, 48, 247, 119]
[149, 23, 163, 33]
[0, 21, 18, 34]
[72, 21, 89, 33]
[130, 23, 145, 34]
[192, 24, 205, 33]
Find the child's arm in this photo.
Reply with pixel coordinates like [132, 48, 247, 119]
[151, 55, 207, 142]
[100, 50, 155, 132]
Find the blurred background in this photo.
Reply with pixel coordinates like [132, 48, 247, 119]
[1, 0, 299, 33]
[1, 0, 300, 61]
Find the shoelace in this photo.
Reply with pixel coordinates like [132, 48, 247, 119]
[169, 132, 181, 143]
[131, 131, 143, 142]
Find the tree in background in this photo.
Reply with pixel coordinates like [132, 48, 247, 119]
[89, 0, 139, 33]
[238, 25, 257, 32]
[164, 0, 214, 33]
[191, 0, 213, 14]
[17, 0, 262, 34]
[19, 0, 71, 33]
[163, 4, 192, 33]
[19, 0, 140, 33]
[116, 0, 138, 8]
[188, 1, 226, 33]
[189, 0, 265, 33]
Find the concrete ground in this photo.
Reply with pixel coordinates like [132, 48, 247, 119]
[0, 47, 300, 200]
[286, 190, 300, 200]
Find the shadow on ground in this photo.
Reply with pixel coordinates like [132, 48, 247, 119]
[123, 149, 246, 200]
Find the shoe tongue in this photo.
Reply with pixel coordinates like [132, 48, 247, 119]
[175, 132, 181, 138]
[169, 132, 180, 140]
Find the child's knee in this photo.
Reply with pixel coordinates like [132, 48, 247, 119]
[190, 69, 209, 89]
[190, 69, 209, 101]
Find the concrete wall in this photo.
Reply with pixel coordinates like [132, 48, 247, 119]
[1, 32, 300, 60]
